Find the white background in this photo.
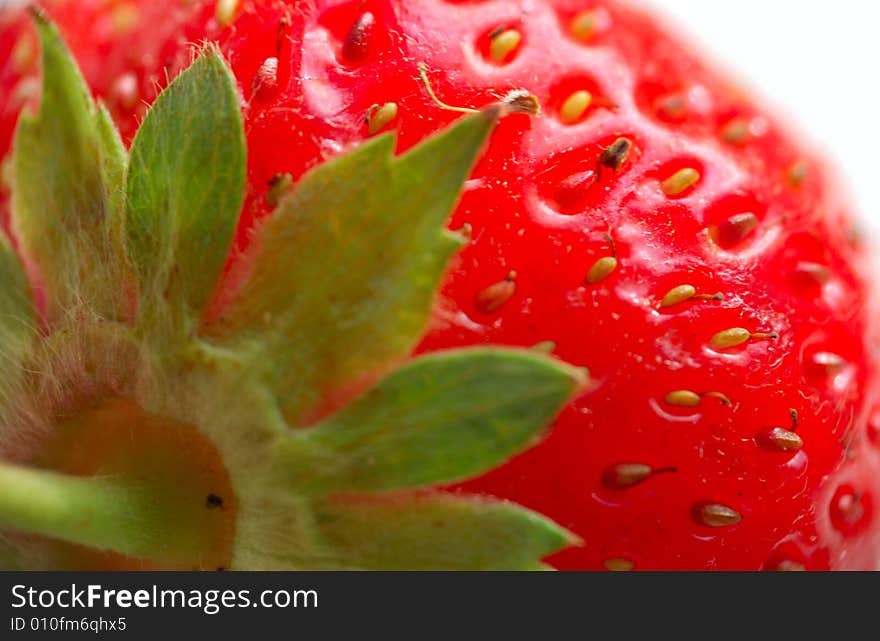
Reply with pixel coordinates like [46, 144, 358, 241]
[644, 0, 880, 236]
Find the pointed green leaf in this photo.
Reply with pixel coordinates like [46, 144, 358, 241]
[314, 492, 573, 570]
[125, 46, 245, 332]
[279, 348, 582, 493]
[208, 111, 498, 422]
[12, 10, 127, 321]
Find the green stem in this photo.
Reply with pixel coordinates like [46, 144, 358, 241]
[0, 461, 183, 559]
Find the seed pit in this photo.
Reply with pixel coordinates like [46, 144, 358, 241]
[477, 25, 524, 65]
[318, 2, 391, 65]
[704, 193, 767, 251]
[830, 484, 872, 534]
[654, 159, 704, 199]
[548, 75, 611, 125]
[534, 135, 638, 215]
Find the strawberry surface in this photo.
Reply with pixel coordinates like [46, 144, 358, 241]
[1, 0, 879, 570]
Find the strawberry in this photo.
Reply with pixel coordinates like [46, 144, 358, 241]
[0, 0, 878, 571]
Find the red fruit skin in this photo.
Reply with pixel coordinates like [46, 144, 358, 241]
[2, 0, 880, 570]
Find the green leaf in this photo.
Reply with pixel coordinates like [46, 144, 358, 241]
[206, 111, 498, 422]
[12, 10, 127, 321]
[279, 348, 583, 493]
[314, 492, 573, 570]
[125, 46, 245, 333]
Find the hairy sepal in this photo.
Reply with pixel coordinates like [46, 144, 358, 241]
[125, 45, 246, 336]
[205, 112, 497, 424]
[11, 10, 127, 323]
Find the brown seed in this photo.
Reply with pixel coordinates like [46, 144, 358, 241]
[721, 117, 750, 145]
[475, 272, 517, 313]
[655, 93, 687, 121]
[602, 463, 676, 489]
[342, 11, 375, 62]
[586, 256, 618, 284]
[570, 10, 599, 41]
[366, 102, 399, 135]
[489, 29, 522, 62]
[787, 160, 809, 187]
[602, 463, 652, 489]
[693, 503, 742, 528]
[603, 558, 635, 571]
[763, 427, 804, 452]
[793, 261, 830, 285]
[661, 167, 700, 196]
[598, 137, 633, 171]
[715, 212, 759, 248]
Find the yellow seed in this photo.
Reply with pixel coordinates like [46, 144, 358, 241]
[559, 90, 592, 123]
[366, 102, 398, 135]
[664, 390, 702, 407]
[570, 10, 598, 41]
[111, 3, 139, 34]
[765, 427, 804, 452]
[710, 327, 751, 350]
[216, 0, 241, 27]
[603, 558, 635, 572]
[710, 327, 778, 350]
[660, 284, 697, 307]
[661, 167, 700, 196]
[489, 29, 521, 62]
[586, 256, 617, 284]
[776, 560, 807, 572]
[694, 503, 742, 528]
[721, 117, 750, 145]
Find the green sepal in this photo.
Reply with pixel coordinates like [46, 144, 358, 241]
[207, 111, 498, 423]
[12, 10, 127, 322]
[279, 348, 583, 493]
[0, 237, 35, 421]
[314, 492, 574, 570]
[125, 45, 245, 333]
[0, 236, 34, 339]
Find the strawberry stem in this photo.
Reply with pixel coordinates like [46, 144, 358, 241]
[0, 461, 199, 560]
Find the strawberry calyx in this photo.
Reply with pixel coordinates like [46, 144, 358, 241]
[0, 11, 583, 570]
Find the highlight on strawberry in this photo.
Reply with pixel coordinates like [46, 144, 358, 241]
[0, 1, 877, 571]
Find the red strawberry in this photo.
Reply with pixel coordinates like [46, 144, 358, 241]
[0, 0, 878, 571]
